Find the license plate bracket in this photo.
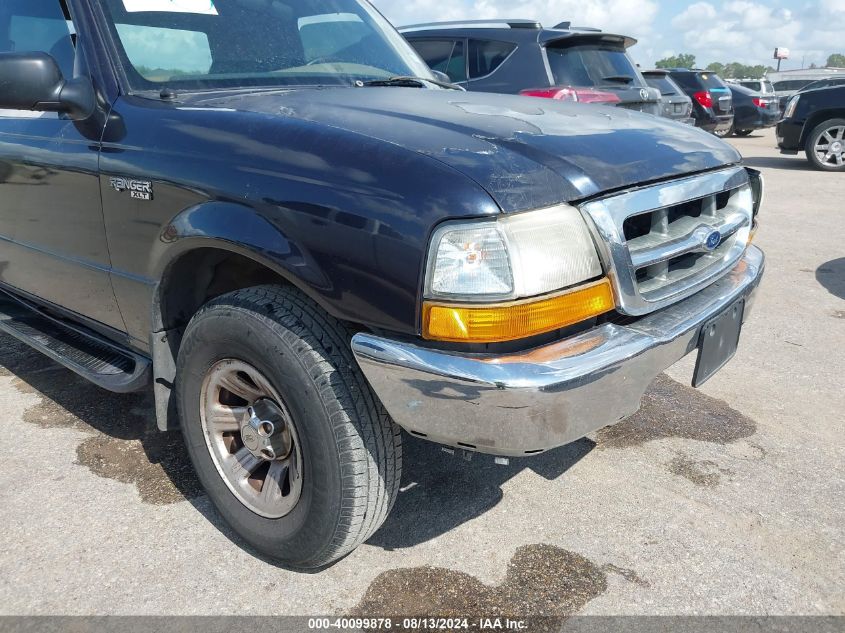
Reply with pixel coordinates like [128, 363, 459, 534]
[693, 300, 744, 387]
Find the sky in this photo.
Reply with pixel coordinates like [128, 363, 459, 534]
[374, 0, 845, 71]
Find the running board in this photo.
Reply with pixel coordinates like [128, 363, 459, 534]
[0, 290, 151, 393]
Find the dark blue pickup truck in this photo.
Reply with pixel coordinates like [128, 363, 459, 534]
[0, 0, 765, 569]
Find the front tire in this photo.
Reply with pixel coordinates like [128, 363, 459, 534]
[733, 129, 753, 137]
[805, 118, 845, 171]
[176, 285, 401, 569]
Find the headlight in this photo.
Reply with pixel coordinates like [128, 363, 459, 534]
[424, 205, 602, 302]
[422, 205, 614, 343]
[784, 95, 799, 119]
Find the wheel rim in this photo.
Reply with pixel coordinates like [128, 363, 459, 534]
[814, 125, 845, 167]
[200, 359, 303, 519]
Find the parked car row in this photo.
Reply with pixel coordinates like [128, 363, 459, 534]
[400, 20, 662, 114]
[398, 18, 845, 153]
[399, 20, 785, 139]
[641, 69, 694, 125]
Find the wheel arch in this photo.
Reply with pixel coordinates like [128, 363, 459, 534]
[150, 201, 334, 331]
[149, 201, 337, 431]
[801, 109, 845, 147]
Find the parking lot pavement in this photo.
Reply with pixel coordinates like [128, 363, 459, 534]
[0, 128, 843, 618]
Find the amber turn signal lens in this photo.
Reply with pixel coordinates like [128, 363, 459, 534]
[422, 278, 615, 343]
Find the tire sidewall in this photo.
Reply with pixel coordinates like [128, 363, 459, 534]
[177, 302, 342, 566]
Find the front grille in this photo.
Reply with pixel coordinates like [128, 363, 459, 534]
[580, 166, 753, 316]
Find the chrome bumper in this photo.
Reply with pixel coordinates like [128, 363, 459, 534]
[351, 246, 765, 457]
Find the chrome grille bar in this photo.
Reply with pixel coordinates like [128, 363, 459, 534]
[580, 166, 753, 316]
[628, 210, 749, 269]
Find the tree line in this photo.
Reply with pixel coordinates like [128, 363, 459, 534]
[654, 53, 845, 78]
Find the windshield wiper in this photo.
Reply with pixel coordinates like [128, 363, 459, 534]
[601, 75, 635, 84]
[360, 76, 464, 90]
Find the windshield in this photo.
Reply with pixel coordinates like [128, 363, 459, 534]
[99, 0, 433, 91]
[544, 43, 643, 89]
[645, 75, 678, 96]
[773, 79, 815, 92]
[698, 72, 727, 90]
[801, 78, 845, 91]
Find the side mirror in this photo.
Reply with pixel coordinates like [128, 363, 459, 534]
[0, 51, 95, 120]
[431, 70, 453, 84]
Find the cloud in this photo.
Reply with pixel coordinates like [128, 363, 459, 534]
[671, 1, 717, 30]
[376, 0, 659, 39]
[382, 0, 472, 25]
[658, 0, 845, 68]
[803, 0, 845, 53]
[668, 1, 802, 66]
[376, 0, 845, 69]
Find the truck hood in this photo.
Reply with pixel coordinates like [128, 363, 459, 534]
[191, 87, 741, 212]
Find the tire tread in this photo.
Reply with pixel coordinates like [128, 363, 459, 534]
[185, 284, 401, 567]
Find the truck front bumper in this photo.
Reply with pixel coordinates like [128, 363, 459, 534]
[351, 246, 765, 457]
[777, 119, 803, 153]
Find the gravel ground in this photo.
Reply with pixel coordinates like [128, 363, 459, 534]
[0, 128, 843, 618]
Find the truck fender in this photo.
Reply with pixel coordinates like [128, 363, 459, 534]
[148, 201, 330, 431]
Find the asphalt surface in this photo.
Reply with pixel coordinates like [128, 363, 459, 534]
[0, 128, 843, 618]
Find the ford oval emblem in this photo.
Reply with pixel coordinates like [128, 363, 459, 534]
[704, 230, 722, 251]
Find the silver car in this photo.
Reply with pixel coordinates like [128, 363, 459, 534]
[642, 70, 694, 125]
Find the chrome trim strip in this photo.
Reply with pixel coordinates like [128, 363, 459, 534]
[399, 19, 541, 31]
[352, 246, 764, 456]
[637, 247, 742, 302]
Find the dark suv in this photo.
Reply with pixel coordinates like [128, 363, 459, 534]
[778, 85, 845, 170]
[402, 20, 661, 115]
[668, 69, 734, 135]
[798, 77, 845, 93]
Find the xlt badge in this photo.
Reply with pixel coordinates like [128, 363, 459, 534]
[110, 176, 153, 201]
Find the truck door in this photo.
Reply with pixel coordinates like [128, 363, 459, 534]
[0, 0, 125, 332]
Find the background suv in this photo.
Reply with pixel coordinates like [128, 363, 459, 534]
[643, 69, 694, 124]
[668, 69, 734, 135]
[733, 78, 775, 94]
[771, 78, 819, 112]
[402, 19, 661, 115]
[798, 77, 845, 93]
[778, 85, 845, 171]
